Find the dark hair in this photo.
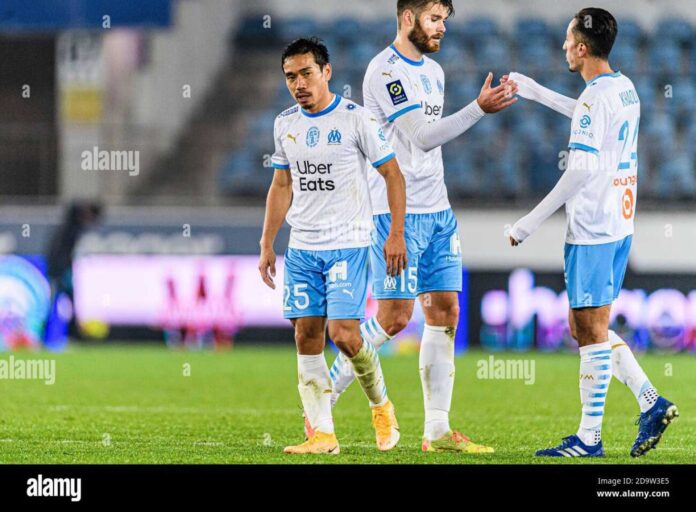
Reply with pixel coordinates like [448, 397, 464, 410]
[281, 37, 330, 69]
[397, 0, 455, 28]
[571, 7, 618, 60]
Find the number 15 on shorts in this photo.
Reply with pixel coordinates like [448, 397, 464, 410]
[382, 266, 417, 294]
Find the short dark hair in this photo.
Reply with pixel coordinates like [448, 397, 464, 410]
[571, 7, 618, 60]
[397, 0, 455, 29]
[281, 37, 330, 69]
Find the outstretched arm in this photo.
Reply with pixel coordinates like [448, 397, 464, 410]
[394, 72, 518, 152]
[507, 71, 577, 119]
[509, 150, 596, 245]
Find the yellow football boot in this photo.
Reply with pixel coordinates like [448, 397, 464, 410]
[371, 400, 400, 451]
[283, 431, 340, 455]
[422, 430, 494, 453]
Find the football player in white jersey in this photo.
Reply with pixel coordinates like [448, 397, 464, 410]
[326, 0, 518, 453]
[508, 8, 678, 458]
[259, 38, 408, 454]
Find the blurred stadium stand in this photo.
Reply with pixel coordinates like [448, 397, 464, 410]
[0, 0, 694, 208]
[215, 12, 696, 206]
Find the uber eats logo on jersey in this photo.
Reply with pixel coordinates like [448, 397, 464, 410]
[421, 100, 442, 117]
[295, 160, 335, 191]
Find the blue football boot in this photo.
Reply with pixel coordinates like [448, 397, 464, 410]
[630, 396, 679, 457]
[535, 434, 605, 458]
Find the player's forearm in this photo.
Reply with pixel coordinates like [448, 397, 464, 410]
[394, 99, 485, 152]
[508, 72, 577, 119]
[383, 165, 406, 235]
[260, 182, 292, 249]
[510, 151, 595, 243]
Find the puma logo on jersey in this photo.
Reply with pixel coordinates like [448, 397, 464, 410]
[382, 71, 393, 78]
[583, 102, 592, 112]
[287, 133, 299, 143]
[342, 289, 354, 299]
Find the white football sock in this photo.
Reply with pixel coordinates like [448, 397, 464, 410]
[577, 341, 612, 446]
[329, 317, 392, 406]
[297, 354, 334, 434]
[609, 330, 659, 413]
[420, 324, 455, 440]
[349, 339, 389, 407]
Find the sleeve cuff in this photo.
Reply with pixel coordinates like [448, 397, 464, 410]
[468, 98, 486, 118]
[387, 103, 420, 123]
[509, 225, 526, 244]
[271, 162, 290, 170]
[568, 143, 599, 155]
[372, 152, 396, 168]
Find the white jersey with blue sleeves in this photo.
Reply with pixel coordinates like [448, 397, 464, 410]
[363, 45, 449, 215]
[271, 94, 396, 251]
[566, 72, 640, 244]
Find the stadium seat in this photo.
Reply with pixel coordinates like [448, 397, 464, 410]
[235, 13, 279, 45]
[655, 154, 696, 199]
[516, 38, 554, 76]
[477, 39, 511, 74]
[329, 17, 363, 45]
[479, 137, 525, 197]
[443, 146, 479, 195]
[435, 43, 468, 71]
[648, 41, 683, 77]
[515, 19, 550, 40]
[655, 17, 694, 46]
[633, 76, 656, 107]
[460, 17, 499, 47]
[612, 42, 641, 74]
[615, 18, 644, 44]
[278, 17, 320, 42]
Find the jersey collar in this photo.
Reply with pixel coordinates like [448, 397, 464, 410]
[389, 44, 425, 67]
[586, 71, 622, 86]
[301, 93, 341, 118]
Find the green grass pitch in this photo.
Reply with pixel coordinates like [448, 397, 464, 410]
[0, 344, 692, 464]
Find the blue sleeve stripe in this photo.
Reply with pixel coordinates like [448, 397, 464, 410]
[372, 152, 396, 168]
[387, 103, 420, 123]
[568, 143, 599, 155]
[271, 162, 290, 170]
[588, 349, 612, 355]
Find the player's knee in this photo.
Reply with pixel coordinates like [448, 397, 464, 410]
[572, 322, 604, 345]
[328, 324, 356, 344]
[329, 326, 361, 356]
[294, 328, 321, 350]
[381, 313, 410, 336]
[427, 301, 459, 326]
[444, 301, 460, 324]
